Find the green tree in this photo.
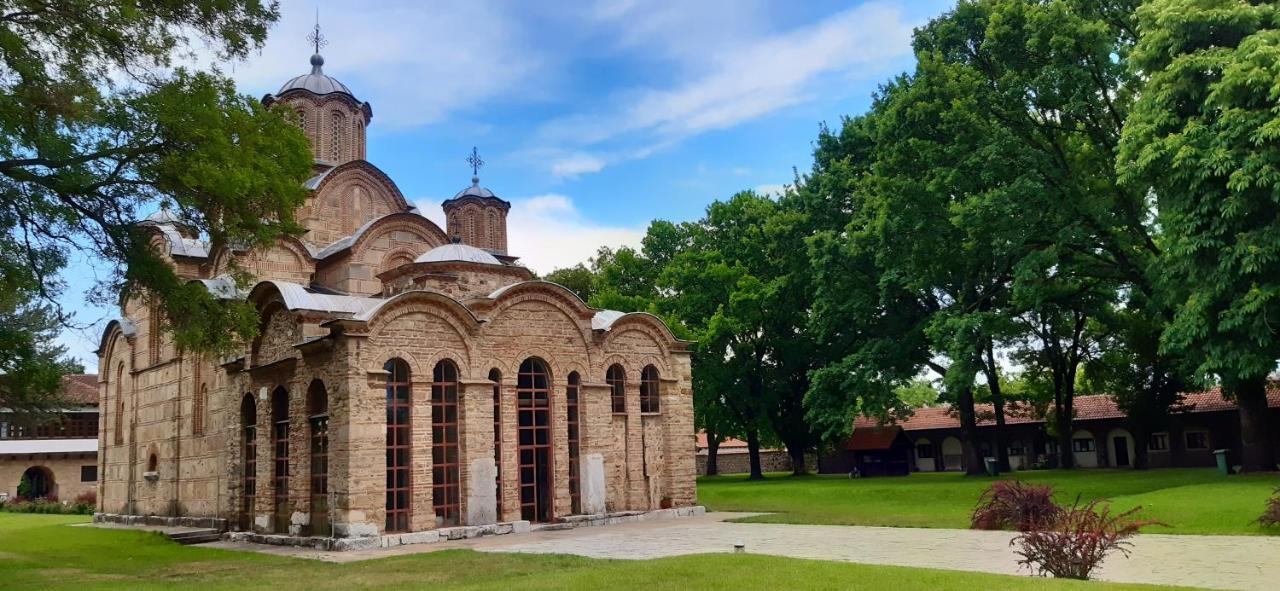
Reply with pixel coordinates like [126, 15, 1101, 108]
[542, 264, 595, 302]
[0, 295, 84, 418]
[1119, 0, 1280, 471]
[0, 1, 312, 410]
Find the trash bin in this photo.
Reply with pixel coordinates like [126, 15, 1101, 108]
[1213, 449, 1230, 475]
[984, 457, 999, 477]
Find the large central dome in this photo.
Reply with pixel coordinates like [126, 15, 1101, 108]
[278, 54, 355, 97]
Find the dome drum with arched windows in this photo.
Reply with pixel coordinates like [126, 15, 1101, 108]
[95, 41, 696, 541]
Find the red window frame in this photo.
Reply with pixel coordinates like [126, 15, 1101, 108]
[607, 365, 626, 414]
[385, 359, 412, 533]
[640, 365, 660, 413]
[567, 372, 581, 515]
[431, 360, 461, 527]
[517, 358, 553, 522]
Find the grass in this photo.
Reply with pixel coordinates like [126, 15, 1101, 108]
[698, 468, 1280, 535]
[0, 512, 1198, 591]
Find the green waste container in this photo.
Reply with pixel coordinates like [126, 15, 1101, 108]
[1213, 449, 1230, 475]
[984, 457, 999, 477]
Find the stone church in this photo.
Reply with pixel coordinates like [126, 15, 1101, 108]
[95, 50, 695, 539]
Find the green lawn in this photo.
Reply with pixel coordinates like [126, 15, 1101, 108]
[698, 468, 1280, 535]
[0, 512, 1196, 591]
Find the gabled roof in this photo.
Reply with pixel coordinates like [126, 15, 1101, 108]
[62, 374, 98, 406]
[856, 387, 1280, 432]
[845, 425, 907, 451]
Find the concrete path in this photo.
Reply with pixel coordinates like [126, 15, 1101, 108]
[205, 513, 1280, 590]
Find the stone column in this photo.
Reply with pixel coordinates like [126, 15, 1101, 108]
[662, 352, 696, 506]
[330, 337, 381, 538]
[578, 382, 611, 515]
[625, 374, 647, 510]
[408, 373, 433, 532]
[460, 379, 496, 525]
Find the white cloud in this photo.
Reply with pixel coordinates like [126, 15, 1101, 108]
[532, 2, 916, 177]
[415, 194, 642, 275]
[550, 153, 606, 179]
[189, 0, 542, 129]
[754, 183, 790, 198]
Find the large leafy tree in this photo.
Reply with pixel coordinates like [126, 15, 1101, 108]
[0, 294, 84, 420]
[0, 2, 312, 412]
[1119, 0, 1280, 471]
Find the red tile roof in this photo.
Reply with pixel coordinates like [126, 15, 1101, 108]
[856, 387, 1280, 432]
[62, 374, 98, 406]
[844, 426, 904, 451]
[694, 432, 748, 449]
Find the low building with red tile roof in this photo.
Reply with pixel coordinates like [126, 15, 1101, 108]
[823, 388, 1280, 474]
[1, 374, 100, 503]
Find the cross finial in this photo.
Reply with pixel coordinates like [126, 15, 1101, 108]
[467, 146, 484, 181]
[306, 8, 328, 55]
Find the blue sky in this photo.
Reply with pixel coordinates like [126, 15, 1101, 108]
[60, 0, 955, 371]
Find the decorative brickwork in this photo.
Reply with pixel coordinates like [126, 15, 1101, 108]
[95, 52, 696, 541]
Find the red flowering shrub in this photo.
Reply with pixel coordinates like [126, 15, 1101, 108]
[971, 480, 1061, 531]
[1012, 499, 1156, 580]
[1260, 488, 1280, 527]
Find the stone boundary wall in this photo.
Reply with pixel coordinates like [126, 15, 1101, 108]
[225, 505, 707, 551]
[94, 512, 229, 531]
[698, 450, 816, 475]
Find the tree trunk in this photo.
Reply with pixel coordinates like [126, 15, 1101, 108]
[1057, 394, 1075, 469]
[745, 428, 765, 480]
[788, 446, 807, 476]
[957, 387, 985, 475]
[705, 437, 721, 476]
[1131, 423, 1149, 470]
[983, 346, 1011, 472]
[1235, 376, 1276, 472]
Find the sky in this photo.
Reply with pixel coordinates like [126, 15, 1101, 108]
[58, 0, 955, 372]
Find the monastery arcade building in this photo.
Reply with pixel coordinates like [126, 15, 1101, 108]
[94, 50, 695, 540]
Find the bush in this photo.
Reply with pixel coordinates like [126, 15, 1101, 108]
[71, 491, 97, 515]
[1260, 488, 1280, 527]
[0, 499, 68, 514]
[1012, 499, 1156, 580]
[971, 480, 1061, 531]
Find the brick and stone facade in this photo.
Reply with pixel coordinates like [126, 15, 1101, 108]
[95, 52, 696, 539]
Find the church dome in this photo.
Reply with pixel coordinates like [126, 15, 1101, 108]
[278, 54, 355, 98]
[452, 176, 497, 200]
[415, 242, 501, 265]
[140, 208, 185, 226]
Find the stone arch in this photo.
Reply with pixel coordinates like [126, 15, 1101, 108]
[941, 436, 964, 471]
[361, 292, 480, 374]
[19, 465, 55, 500]
[378, 246, 418, 275]
[914, 437, 936, 472]
[344, 214, 447, 263]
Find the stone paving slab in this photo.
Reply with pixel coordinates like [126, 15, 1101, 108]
[201, 512, 1280, 590]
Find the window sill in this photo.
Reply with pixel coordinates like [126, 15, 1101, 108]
[640, 412, 662, 417]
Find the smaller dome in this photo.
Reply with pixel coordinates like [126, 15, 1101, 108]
[453, 175, 497, 200]
[277, 53, 355, 97]
[415, 243, 501, 265]
[140, 208, 185, 226]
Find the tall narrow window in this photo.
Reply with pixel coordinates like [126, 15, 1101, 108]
[193, 383, 207, 436]
[329, 112, 344, 162]
[113, 363, 124, 445]
[240, 394, 257, 531]
[148, 303, 163, 365]
[271, 387, 289, 533]
[640, 365, 660, 413]
[607, 365, 626, 414]
[489, 368, 502, 519]
[431, 360, 461, 527]
[308, 380, 329, 536]
[385, 359, 412, 532]
[517, 358, 553, 522]
[567, 372, 581, 515]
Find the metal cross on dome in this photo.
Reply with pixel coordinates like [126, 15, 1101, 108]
[306, 9, 327, 54]
[467, 146, 484, 177]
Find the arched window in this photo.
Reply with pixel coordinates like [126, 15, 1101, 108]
[607, 365, 626, 414]
[353, 119, 364, 159]
[147, 453, 158, 473]
[640, 365, 660, 413]
[517, 358, 553, 522]
[271, 387, 290, 533]
[431, 359, 461, 527]
[240, 394, 257, 531]
[329, 111, 345, 162]
[193, 383, 207, 436]
[385, 358, 412, 532]
[308, 380, 329, 535]
[113, 363, 125, 445]
[567, 372, 581, 515]
[489, 368, 503, 518]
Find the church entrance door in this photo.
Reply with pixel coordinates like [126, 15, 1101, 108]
[517, 359, 553, 522]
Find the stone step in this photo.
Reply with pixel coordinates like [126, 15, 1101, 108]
[167, 529, 222, 545]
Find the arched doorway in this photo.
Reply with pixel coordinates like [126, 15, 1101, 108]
[941, 437, 963, 471]
[517, 358, 552, 522]
[914, 438, 935, 472]
[19, 466, 54, 500]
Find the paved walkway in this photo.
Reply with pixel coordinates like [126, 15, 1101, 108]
[206, 513, 1280, 590]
